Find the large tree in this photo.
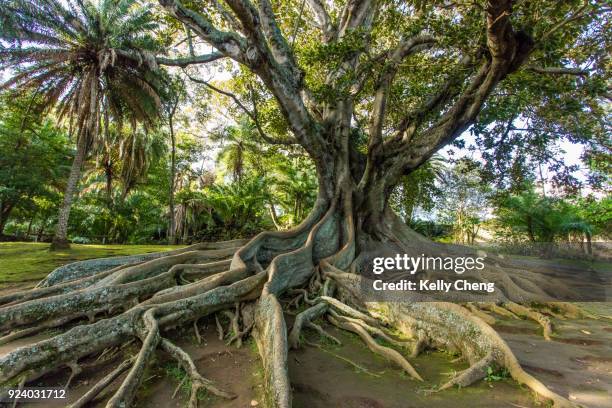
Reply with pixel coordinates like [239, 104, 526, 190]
[0, 1, 609, 408]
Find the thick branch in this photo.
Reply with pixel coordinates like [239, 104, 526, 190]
[367, 35, 437, 152]
[156, 52, 225, 67]
[158, 0, 248, 62]
[257, 0, 302, 77]
[527, 66, 589, 76]
[338, 0, 374, 37]
[370, 36, 436, 141]
[305, 0, 335, 41]
[159, 0, 324, 161]
[378, 0, 534, 182]
[116, 49, 225, 67]
[184, 71, 298, 145]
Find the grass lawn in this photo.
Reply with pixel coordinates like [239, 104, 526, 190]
[0, 242, 185, 285]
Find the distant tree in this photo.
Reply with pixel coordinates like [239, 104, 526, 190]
[494, 187, 594, 256]
[391, 155, 445, 224]
[0, 92, 70, 236]
[438, 159, 490, 244]
[88, 126, 165, 205]
[269, 155, 318, 226]
[163, 78, 187, 245]
[576, 196, 612, 240]
[214, 118, 266, 183]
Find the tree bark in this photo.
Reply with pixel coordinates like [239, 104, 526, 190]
[105, 161, 113, 209]
[51, 135, 88, 250]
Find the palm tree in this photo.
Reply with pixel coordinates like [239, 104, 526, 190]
[271, 156, 318, 225]
[118, 128, 167, 199]
[0, 0, 166, 249]
[87, 126, 166, 203]
[91, 125, 122, 208]
[392, 154, 446, 224]
[214, 118, 265, 183]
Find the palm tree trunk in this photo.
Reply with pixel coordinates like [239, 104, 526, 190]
[51, 135, 87, 250]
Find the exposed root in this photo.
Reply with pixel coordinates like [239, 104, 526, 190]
[477, 302, 520, 319]
[410, 330, 430, 358]
[330, 311, 411, 349]
[225, 303, 254, 348]
[0, 314, 79, 346]
[106, 308, 160, 408]
[172, 376, 187, 399]
[9, 376, 25, 408]
[464, 303, 496, 325]
[327, 269, 579, 408]
[173, 259, 233, 281]
[0, 263, 134, 308]
[306, 322, 342, 345]
[288, 302, 328, 349]
[328, 315, 423, 381]
[0, 269, 178, 331]
[289, 288, 316, 305]
[64, 361, 82, 389]
[215, 314, 224, 340]
[193, 319, 202, 344]
[304, 340, 379, 377]
[437, 352, 494, 391]
[503, 301, 553, 340]
[222, 303, 252, 348]
[160, 338, 236, 402]
[319, 295, 379, 326]
[222, 309, 239, 343]
[253, 293, 291, 408]
[545, 302, 585, 319]
[67, 358, 134, 408]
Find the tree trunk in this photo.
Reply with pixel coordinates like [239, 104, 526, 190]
[585, 231, 592, 256]
[36, 217, 47, 242]
[105, 161, 113, 209]
[168, 115, 177, 245]
[26, 215, 34, 238]
[0, 202, 14, 236]
[51, 135, 88, 250]
[268, 199, 281, 230]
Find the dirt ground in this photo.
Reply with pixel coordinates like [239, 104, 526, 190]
[1, 301, 610, 408]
